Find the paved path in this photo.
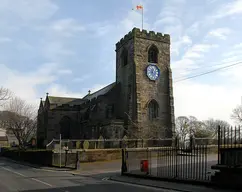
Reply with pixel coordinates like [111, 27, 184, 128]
[0, 157, 178, 192]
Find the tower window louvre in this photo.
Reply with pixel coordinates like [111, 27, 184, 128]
[148, 45, 158, 63]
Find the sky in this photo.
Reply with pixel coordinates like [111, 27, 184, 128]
[0, 0, 242, 125]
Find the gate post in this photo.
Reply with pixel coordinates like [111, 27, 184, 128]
[218, 125, 221, 165]
[175, 136, 179, 178]
[121, 148, 127, 174]
[75, 151, 80, 170]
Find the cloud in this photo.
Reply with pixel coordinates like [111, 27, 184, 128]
[172, 43, 218, 77]
[73, 75, 91, 83]
[40, 41, 76, 61]
[221, 56, 240, 63]
[219, 42, 242, 83]
[234, 43, 242, 49]
[171, 35, 192, 56]
[214, 0, 242, 19]
[186, 22, 200, 36]
[191, 44, 218, 52]
[16, 40, 33, 51]
[57, 69, 72, 75]
[223, 50, 242, 58]
[216, 62, 242, 88]
[45, 84, 84, 98]
[0, 0, 59, 22]
[42, 18, 86, 37]
[172, 59, 198, 77]
[87, 22, 114, 37]
[222, 43, 242, 60]
[119, 9, 150, 33]
[174, 80, 241, 124]
[206, 0, 218, 4]
[45, 83, 108, 99]
[182, 36, 192, 44]
[154, 17, 180, 27]
[33, 18, 86, 63]
[0, 37, 12, 43]
[184, 52, 203, 59]
[0, 62, 58, 104]
[154, 0, 193, 56]
[0, 0, 242, 127]
[208, 28, 232, 40]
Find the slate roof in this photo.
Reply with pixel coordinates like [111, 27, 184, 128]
[43, 82, 116, 107]
[47, 96, 84, 106]
[83, 82, 116, 100]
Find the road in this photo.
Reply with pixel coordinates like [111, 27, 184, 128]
[0, 157, 178, 192]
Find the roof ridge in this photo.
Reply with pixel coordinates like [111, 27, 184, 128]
[83, 82, 115, 99]
[48, 96, 82, 99]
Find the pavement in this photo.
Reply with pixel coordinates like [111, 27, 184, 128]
[0, 156, 237, 192]
[110, 175, 239, 192]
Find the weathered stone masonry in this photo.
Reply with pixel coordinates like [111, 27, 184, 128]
[37, 28, 175, 147]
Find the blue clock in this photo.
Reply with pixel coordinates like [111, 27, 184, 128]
[146, 64, 160, 81]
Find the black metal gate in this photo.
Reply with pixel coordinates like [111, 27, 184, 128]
[121, 138, 213, 183]
[217, 125, 242, 167]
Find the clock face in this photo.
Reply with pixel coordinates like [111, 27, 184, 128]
[146, 64, 160, 81]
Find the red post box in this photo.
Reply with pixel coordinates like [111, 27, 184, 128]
[140, 160, 149, 173]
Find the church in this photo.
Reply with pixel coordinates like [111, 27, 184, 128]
[37, 28, 175, 148]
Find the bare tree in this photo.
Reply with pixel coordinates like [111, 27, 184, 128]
[175, 116, 189, 142]
[187, 116, 204, 134]
[0, 97, 37, 149]
[231, 105, 242, 125]
[0, 87, 11, 106]
[203, 118, 230, 137]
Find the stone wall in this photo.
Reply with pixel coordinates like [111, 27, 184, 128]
[116, 38, 135, 122]
[78, 149, 122, 162]
[134, 35, 174, 138]
[58, 145, 219, 165]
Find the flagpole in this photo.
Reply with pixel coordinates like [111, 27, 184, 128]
[133, 5, 144, 30]
[141, 6, 144, 30]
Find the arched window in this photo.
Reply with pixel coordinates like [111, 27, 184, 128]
[121, 48, 128, 66]
[148, 100, 159, 120]
[148, 45, 158, 63]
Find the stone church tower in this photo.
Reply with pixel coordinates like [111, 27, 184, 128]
[37, 27, 175, 147]
[115, 28, 175, 139]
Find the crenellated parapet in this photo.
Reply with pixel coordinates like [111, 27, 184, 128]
[116, 27, 170, 50]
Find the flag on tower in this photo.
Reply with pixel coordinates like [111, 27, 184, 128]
[132, 5, 144, 30]
[135, 5, 143, 10]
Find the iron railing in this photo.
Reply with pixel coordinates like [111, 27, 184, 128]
[217, 125, 242, 166]
[122, 140, 216, 183]
[46, 138, 218, 151]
